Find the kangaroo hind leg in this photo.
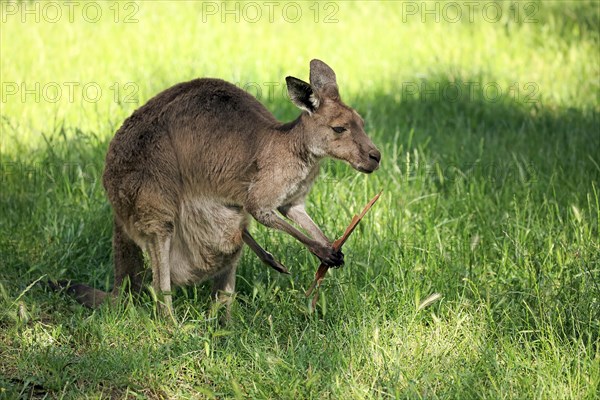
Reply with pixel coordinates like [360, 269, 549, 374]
[146, 234, 174, 319]
[211, 248, 243, 323]
[112, 219, 146, 298]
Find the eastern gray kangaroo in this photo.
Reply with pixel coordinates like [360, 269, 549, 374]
[63, 59, 380, 316]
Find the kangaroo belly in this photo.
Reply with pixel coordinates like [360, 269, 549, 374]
[169, 196, 248, 286]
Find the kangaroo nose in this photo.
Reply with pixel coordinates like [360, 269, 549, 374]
[369, 149, 381, 164]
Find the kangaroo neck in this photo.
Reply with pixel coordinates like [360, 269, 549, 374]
[274, 113, 321, 165]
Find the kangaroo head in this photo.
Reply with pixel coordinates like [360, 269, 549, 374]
[286, 59, 381, 173]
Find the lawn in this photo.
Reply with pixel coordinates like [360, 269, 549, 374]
[1, 1, 599, 399]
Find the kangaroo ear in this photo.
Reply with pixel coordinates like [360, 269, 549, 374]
[309, 59, 339, 99]
[286, 76, 320, 114]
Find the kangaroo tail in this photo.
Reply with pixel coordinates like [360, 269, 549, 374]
[48, 280, 112, 308]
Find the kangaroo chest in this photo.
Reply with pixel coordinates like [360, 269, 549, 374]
[276, 161, 321, 206]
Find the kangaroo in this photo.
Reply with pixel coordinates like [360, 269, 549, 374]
[62, 59, 380, 317]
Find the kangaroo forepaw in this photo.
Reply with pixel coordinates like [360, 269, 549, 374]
[264, 254, 290, 274]
[314, 245, 344, 268]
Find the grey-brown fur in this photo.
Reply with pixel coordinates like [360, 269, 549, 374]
[68, 60, 380, 316]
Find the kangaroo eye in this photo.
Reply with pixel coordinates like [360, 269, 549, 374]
[331, 126, 346, 134]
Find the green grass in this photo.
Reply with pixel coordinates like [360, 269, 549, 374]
[1, 1, 599, 398]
